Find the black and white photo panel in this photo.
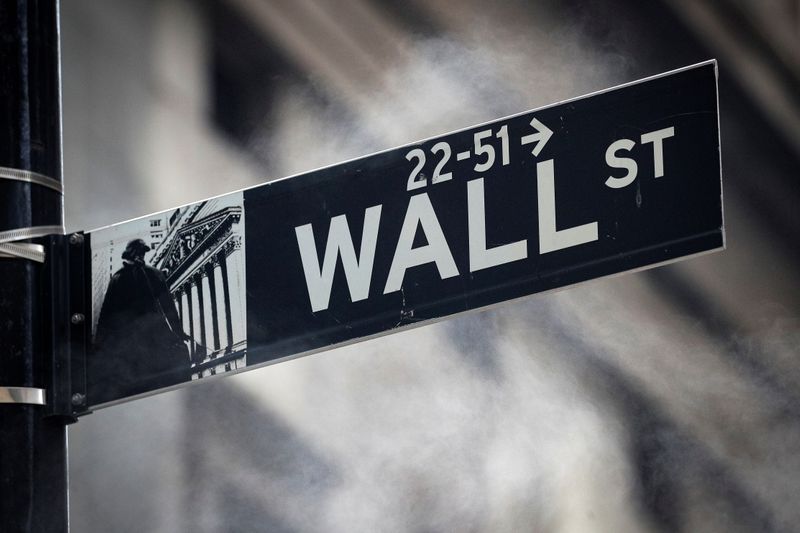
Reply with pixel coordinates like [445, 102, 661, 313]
[88, 192, 247, 405]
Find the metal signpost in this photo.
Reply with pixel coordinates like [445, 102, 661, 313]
[0, 2, 70, 532]
[0, 2, 722, 525]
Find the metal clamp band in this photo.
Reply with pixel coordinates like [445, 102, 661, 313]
[0, 386, 46, 406]
[0, 166, 63, 194]
[0, 225, 64, 263]
[0, 243, 46, 262]
[0, 167, 64, 262]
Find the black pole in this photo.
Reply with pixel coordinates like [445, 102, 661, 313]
[0, 1, 68, 532]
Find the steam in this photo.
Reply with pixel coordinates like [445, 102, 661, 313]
[231, 30, 798, 533]
[256, 33, 623, 178]
[65, 4, 800, 533]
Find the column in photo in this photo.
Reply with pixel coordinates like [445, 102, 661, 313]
[227, 236, 247, 357]
[195, 270, 208, 362]
[212, 255, 229, 352]
[205, 261, 221, 355]
[200, 268, 215, 359]
[190, 277, 202, 368]
[217, 247, 234, 355]
[183, 282, 195, 363]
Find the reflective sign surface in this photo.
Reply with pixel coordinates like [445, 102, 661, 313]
[85, 61, 723, 408]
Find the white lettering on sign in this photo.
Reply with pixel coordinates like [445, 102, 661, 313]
[473, 129, 496, 172]
[405, 123, 517, 191]
[406, 149, 427, 191]
[605, 126, 675, 188]
[294, 122, 678, 312]
[604, 139, 638, 189]
[431, 142, 454, 184]
[520, 117, 553, 157]
[641, 126, 675, 178]
[537, 159, 599, 254]
[467, 178, 527, 272]
[384, 192, 458, 294]
[295, 206, 382, 312]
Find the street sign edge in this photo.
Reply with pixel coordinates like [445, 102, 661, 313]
[713, 60, 727, 251]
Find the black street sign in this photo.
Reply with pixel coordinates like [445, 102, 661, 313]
[82, 61, 723, 409]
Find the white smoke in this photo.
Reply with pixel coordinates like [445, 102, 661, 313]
[65, 2, 800, 532]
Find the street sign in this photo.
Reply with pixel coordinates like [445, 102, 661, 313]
[83, 60, 723, 408]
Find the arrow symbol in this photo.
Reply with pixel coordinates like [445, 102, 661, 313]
[520, 117, 553, 157]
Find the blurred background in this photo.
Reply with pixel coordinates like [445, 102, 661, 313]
[61, 0, 800, 531]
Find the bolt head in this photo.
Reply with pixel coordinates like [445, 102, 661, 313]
[71, 313, 85, 325]
[69, 233, 84, 245]
[71, 393, 85, 406]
